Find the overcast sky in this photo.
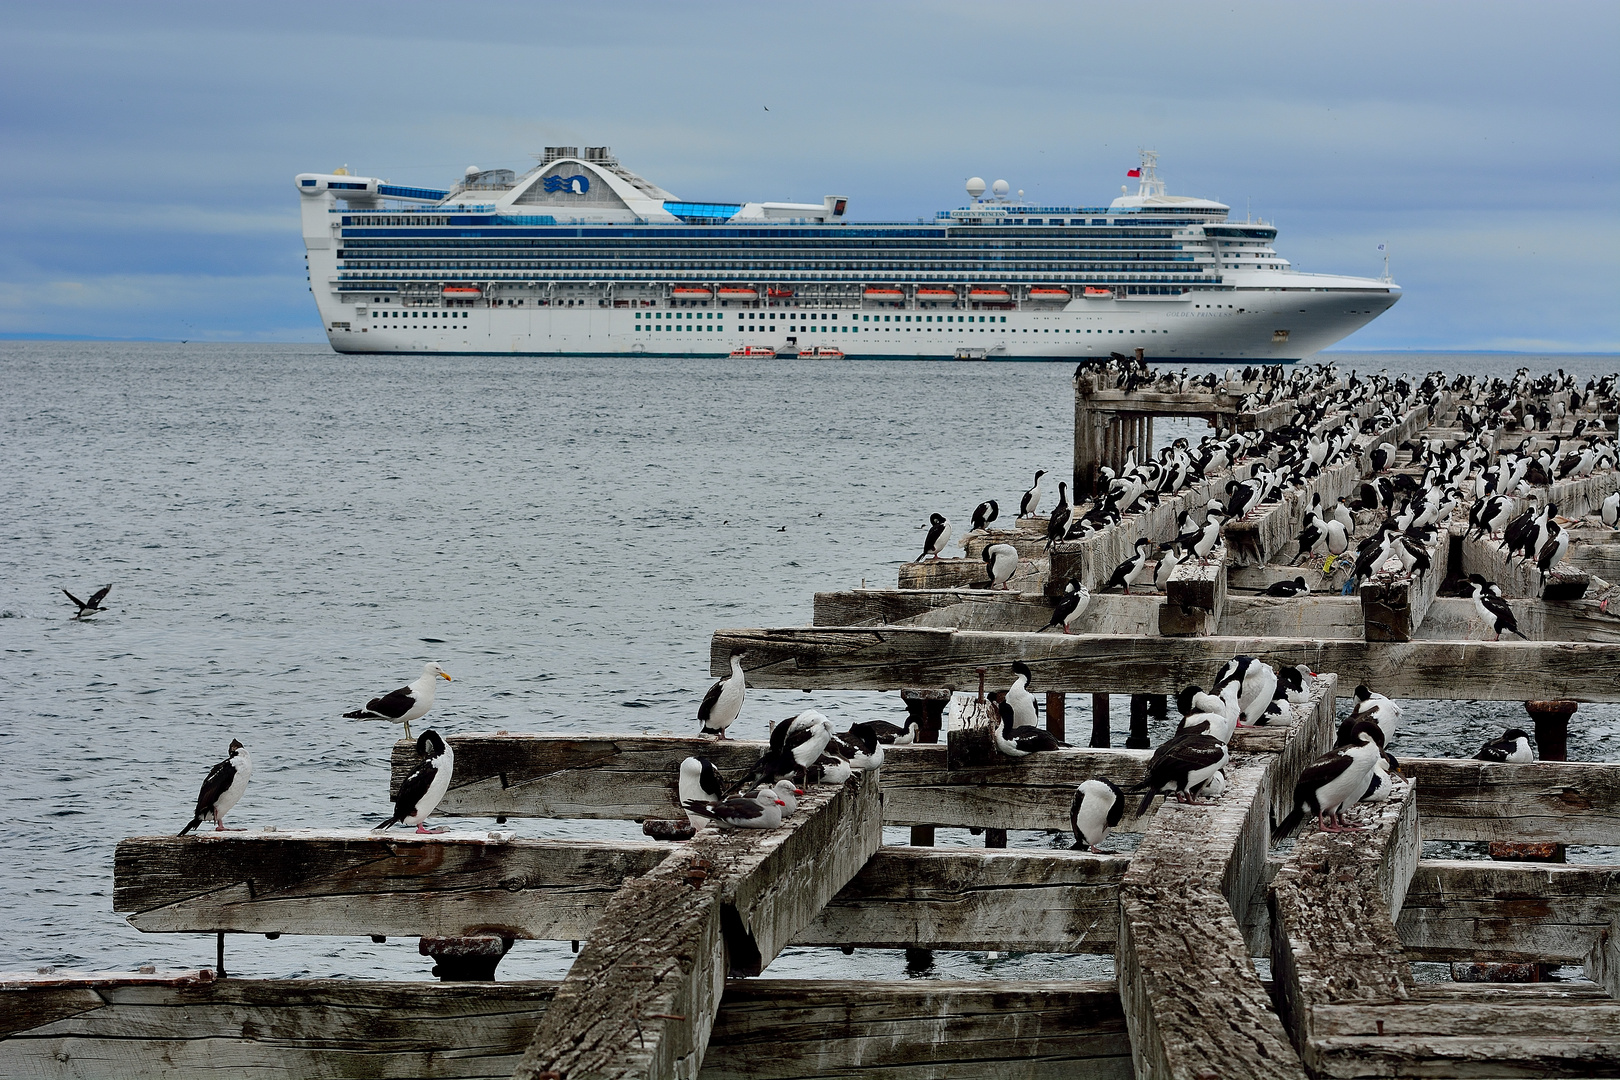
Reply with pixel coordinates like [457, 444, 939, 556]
[2, 0, 1615, 350]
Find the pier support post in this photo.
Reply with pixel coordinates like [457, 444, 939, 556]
[1126, 694, 1152, 750]
[420, 934, 514, 981]
[1046, 691, 1066, 744]
[1090, 693, 1110, 748]
[902, 689, 945, 974]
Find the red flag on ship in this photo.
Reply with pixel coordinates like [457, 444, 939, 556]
[1126, 168, 1141, 177]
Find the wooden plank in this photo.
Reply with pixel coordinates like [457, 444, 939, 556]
[1224, 455, 1363, 569]
[960, 528, 1049, 559]
[0, 977, 1135, 1080]
[1268, 787, 1419, 1077]
[800, 848, 1126, 953]
[114, 831, 670, 939]
[898, 556, 1044, 593]
[1118, 748, 1305, 1080]
[812, 588, 1056, 631]
[710, 626, 1620, 701]
[1461, 530, 1589, 601]
[883, 742, 1152, 830]
[1303, 1006, 1620, 1078]
[1407, 758, 1620, 845]
[1159, 542, 1225, 636]
[513, 772, 882, 1080]
[1587, 917, 1620, 998]
[0, 977, 557, 1079]
[1399, 860, 1620, 963]
[1413, 596, 1620, 643]
[1049, 477, 1221, 595]
[1361, 528, 1447, 642]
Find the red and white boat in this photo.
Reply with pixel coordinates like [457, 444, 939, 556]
[729, 345, 777, 358]
[766, 287, 794, 299]
[968, 287, 1012, 304]
[442, 286, 480, 297]
[717, 286, 758, 301]
[915, 288, 958, 304]
[1028, 287, 1071, 301]
[1083, 286, 1113, 298]
[863, 287, 905, 304]
[798, 346, 845, 359]
[671, 286, 713, 301]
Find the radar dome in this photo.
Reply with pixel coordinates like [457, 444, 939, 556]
[1017, 189, 1024, 199]
[465, 165, 480, 178]
[991, 179, 1010, 198]
[965, 177, 986, 198]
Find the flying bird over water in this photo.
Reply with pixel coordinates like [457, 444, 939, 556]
[63, 585, 111, 619]
[178, 740, 253, 835]
[344, 662, 452, 741]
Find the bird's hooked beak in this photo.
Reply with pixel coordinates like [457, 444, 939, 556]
[439, 672, 453, 682]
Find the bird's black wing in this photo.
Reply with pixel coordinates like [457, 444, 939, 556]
[1009, 730, 1062, 753]
[192, 758, 236, 817]
[703, 797, 767, 825]
[382, 760, 438, 826]
[365, 685, 417, 719]
[1260, 581, 1295, 597]
[1473, 738, 1511, 762]
[853, 719, 906, 741]
[697, 679, 724, 722]
[87, 585, 112, 608]
[1103, 780, 1127, 827]
[1293, 751, 1355, 808]
[1069, 787, 1086, 839]
[62, 589, 86, 611]
[698, 758, 725, 800]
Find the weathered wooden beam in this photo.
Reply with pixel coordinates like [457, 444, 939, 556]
[1159, 542, 1225, 636]
[1302, 1000, 1620, 1076]
[710, 626, 1620, 701]
[1050, 477, 1220, 595]
[1406, 758, 1620, 845]
[1361, 528, 1447, 642]
[898, 556, 1044, 593]
[1587, 917, 1620, 998]
[960, 528, 1048, 560]
[1398, 860, 1620, 964]
[114, 831, 670, 939]
[513, 773, 882, 1080]
[1268, 787, 1419, 1077]
[1224, 456, 1362, 569]
[799, 847, 1127, 954]
[1414, 595, 1620, 643]
[1461, 529, 1590, 600]
[0, 975, 1136, 1080]
[1118, 749, 1305, 1080]
[703, 979, 1133, 1080]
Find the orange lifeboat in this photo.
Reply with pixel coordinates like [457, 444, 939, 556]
[671, 286, 713, 300]
[864, 287, 905, 303]
[1083, 286, 1113, 298]
[968, 287, 1012, 304]
[1029, 287, 1071, 301]
[766, 287, 794, 299]
[717, 286, 758, 301]
[915, 288, 958, 303]
[442, 286, 480, 296]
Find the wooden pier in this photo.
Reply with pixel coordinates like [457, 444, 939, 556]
[5, 362, 1619, 1078]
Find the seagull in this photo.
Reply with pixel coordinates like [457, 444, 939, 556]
[178, 739, 253, 834]
[1474, 728, 1535, 763]
[376, 729, 455, 834]
[971, 500, 1000, 532]
[1043, 580, 1091, 633]
[683, 787, 785, 829]
[678, 756, 726, 829]
[1070, 778, 1126, 854]
[344, 662, 452, 741]
[919, 513, 951, 560]
[62, 584, 111, 619]
[1019, 470, 1046, 518]
[698, 651, 747, 738]
[771, 779, 802, 818]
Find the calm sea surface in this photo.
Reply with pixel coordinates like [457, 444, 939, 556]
[3, 343, 1616, 983]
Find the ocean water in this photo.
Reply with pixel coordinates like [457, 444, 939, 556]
[2, 342, 1616, 984]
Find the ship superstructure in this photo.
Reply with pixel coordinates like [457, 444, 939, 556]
[297, 147, 1399, 360]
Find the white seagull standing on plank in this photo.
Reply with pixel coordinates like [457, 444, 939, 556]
[377, 729, 454, 834]
[178, 739, 253, 834]
[344, 662, 452, 741]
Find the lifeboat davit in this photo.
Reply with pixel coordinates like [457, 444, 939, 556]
[968, 287, 1012, 304]
[1028, 287, 1071, 301]
[864, 287, 905, 303]
[1083, 286, 1113, 298]
[717, 286, 758, 301]
[915, 288, 958, 303]
[671, 286, 713, 300]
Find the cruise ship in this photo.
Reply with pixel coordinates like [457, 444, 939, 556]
[297, 147, 1399, 361]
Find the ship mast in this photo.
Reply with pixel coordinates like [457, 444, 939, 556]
[1136, 149, 1165, 198]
